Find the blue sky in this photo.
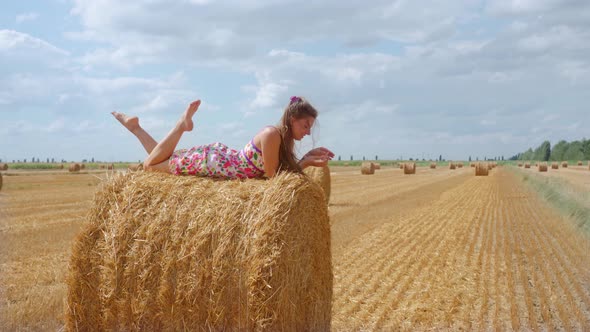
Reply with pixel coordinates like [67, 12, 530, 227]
[1, 0, 589, 162]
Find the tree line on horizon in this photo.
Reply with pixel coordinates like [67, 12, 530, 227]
[510, 138, 590, 161]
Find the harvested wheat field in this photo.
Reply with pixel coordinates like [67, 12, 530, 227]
[330, 167, 590, 330]
[1, 165, 590, 331]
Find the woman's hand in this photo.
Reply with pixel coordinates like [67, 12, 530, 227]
[300, 147, 335, 168]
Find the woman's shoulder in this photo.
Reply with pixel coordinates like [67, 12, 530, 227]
[257, 126, 280, 139]
[253, 126, 281, 147]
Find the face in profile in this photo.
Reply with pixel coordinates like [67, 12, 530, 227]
[290, 116, 315, 140]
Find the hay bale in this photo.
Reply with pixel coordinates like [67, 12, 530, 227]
[470, 163, 475, 167]
[80, 164, 86, 170]
[0, 163, 7, 171]
[524, 162, 530, 169]
[399, 163, 404, 169]
[551, 162, 559, 169]
[107, 163, 115, 170]
[66, 172, 332, 331]
[59, 164, 64, 169]
[373, 163, 381, 170]
[99, 164, 106, 169]
[361, 162, 375, 175]
[475, 163, 489, 176]
[304, 166, 331, 204]
[0, 172, 2, 191]
[517, 162, 523, 167]
[430, 163, 436, 169]
[69, 163, 81, 172]
[449, 163, 456, 170]
[539, 162, 548, 172]
[561, 161, 568, 168]
[403, 162, 416, 175]
[128, 163, 144, 172]
[457, 163, 463, 168]
[578, 161, 583, 166]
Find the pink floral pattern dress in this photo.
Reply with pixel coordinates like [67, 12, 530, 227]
[169, 139, 265, 179]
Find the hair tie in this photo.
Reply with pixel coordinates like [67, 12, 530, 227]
[290, 96, 301, 104]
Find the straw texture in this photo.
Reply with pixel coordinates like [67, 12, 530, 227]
[475, 163, 489, 176]
[69, 163, 81, 172]
[66, 171, 332, 331]
[304, 166, 331, 204]
[403, 162, 416, 175]
[361, 162, 375, 175]
[539, 162, 548, 172]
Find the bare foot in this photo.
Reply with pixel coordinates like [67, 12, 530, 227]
[177, 100, 201, 132]
[111, 111, 140, 133]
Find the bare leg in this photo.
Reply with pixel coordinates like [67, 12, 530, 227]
[144, 100, 201, 169]
[111, 112, 158, 154]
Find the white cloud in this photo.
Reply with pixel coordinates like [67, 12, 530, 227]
[16, 12, 39, 23]
[0, 30, 68, 55]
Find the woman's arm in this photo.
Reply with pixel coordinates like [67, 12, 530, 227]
[259, 127, 281, 178]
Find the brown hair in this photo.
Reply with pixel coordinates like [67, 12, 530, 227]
[276, 96, 318, 174]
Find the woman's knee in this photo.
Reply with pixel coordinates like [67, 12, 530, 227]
[143, 159, 171, 173]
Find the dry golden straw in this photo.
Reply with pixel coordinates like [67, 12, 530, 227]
[0, 163, 8, 170]
[361, 162, 375, 175]
[303, 165, 331, 204]
[539, 162, 548, 172]
[449, 162, 456, 170]
[475, 163, 489, 176]
[66, 171, 332, 331]
[68, 163, 81, 172]
[561, 161, 568, 168]
[430, 162, 436, 169]
[551, 162, 559, 169]
[127, 163, 143, 171]
[404, 162, 416, 175]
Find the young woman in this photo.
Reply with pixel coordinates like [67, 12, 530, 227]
[112, 96, 334, 179]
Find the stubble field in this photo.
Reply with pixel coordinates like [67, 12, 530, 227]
[1, 165, 589, 331]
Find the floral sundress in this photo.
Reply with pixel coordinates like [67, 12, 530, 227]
[169, 140, 265, 179]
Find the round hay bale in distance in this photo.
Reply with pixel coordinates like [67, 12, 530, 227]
[361, 162, 375, 175]
[0, 163, 8, 171]
[561, 161, 568, 168]
[539, 162, 548, 172]
[0, 172, 2, 191]
[517, 162, 523, 167]
[475, 163, 489, 176]
[107, 163, 115, 170]
[303, 165, 331, 204]
[404, 162, 416, 174]
[449, 163, 456, 170]
[80, 164, 86, 170]
[66, 172, 332, 331]
[551, 162, 559, 169]
[457, 163, 463, 168]
[578, 161, 583, 166]
[68, 163, 81, 172]
[373, 163, 381, 170]
[524, 162, 531, 169]
[430, 162, 436, 169]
